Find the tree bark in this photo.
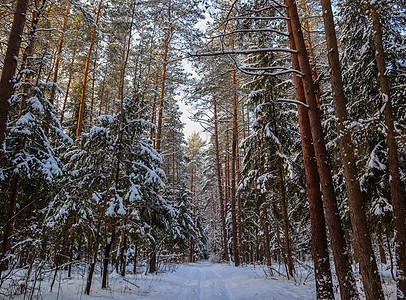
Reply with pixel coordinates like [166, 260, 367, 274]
[214, 97, 229, 260]
[119, 230, 127, 277]
[102, 223, 115, 289]
[19, 0, 43, 114]
[0, 0, 46, 274]
[0, 174, 20, 275]
[285, 1, 358, 298]
[155, 0, 172, 153]
[189, 167, 195, 263]
[75, 0, 103, 145]
[60, 49, 76, 124]
[90, 46, 98, 124]
[67, 229, 75, 278]
[287, 17, 334, 297]
[278, 167, 294, 278]
[85, 240, 99, 295]
[371, 4, 406, 298]
[320, 1, 383, 298]
[149, 247, 157, 273]
[98, 63, 108, 116]
[230, 33, 240, 266]
[225, 130, 230, 213]
[302, 4, 321, 110]
[0, 0, 30, 167]
[262, 205, 272, 267]
[49, 1, 71, 106]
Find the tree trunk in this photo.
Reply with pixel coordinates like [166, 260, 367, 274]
[119, 230, 127, 277]
[155, 0, 172, 152]
[98, 63, 108, 117]
[0, 0, 44, 265]
[303, 4, 321, 110]
[0, 0, 30, 167]
[214, 98, 229, 260]
[272, 201, 282, 265]
[85, 241, 99, 295]
[236, 139, 243, 264]
[90, 46, 98, 124]
[49, 1, 71, 106]
[189, 166, 196, 263]
[320, 1, 383, 298]
[285, 1, 358, 299]
[67, 229, 75, 278]
[60, 49, 76, 124]
[230, 34, 240, 266]
[278, 167, 294, 278]
[225, 130, 230, 213]
[149, 247, 157, 273]
[377, 234, 387, 265]
[102, 222, 115, 289]
[75, 0, 103, 145]
[287, 19, 334, 297]
[387, 235, 395, 280]
[0, 174, 20, 274]
[371, 5, 406, 298]
[262, 205, 272, 267]
[133, 245, 137, 274]
[19, 0, 43, 114]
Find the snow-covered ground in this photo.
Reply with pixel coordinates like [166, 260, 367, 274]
[8, 261, 315, 299]
[7, 260, 397, 299]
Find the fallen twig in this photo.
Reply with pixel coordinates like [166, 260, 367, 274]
[123, 277, 140, 288]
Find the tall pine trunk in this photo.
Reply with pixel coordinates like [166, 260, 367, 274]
[303, 4, 322, 109]
[155, 0, 172, 152]
[214, 97, 229, 260]
[0, 0, 45, 274]
[60, 49, 76, 124]
[49, 1, 71, 105]
[0, 0, 30, 167]
[189, 168, 195, 263]
[287, 17, 334, 297]
[75, 0, 103, 145]
[285, 1, 358, 298]
[371, 4, 406, 298]
[230, 33, 240, 266]
[320, 1, 383, 298]
[278, 167, 294, 278]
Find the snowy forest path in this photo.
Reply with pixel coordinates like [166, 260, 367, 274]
[181, 260, 232, 300]
[16, 261, 318, 299]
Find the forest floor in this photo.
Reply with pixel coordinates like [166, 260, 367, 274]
[8, 260, 396, 299]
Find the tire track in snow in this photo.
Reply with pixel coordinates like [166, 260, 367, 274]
[182, 267, 202, 300]
[182, 261, 231, 300]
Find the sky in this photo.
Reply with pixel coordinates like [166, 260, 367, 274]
[178, 9, 214, 143]
[178, 99, 206, 141]
[179, 56, 211, 143]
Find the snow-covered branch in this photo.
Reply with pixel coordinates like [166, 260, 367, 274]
[212, 28, 289, 38]
[189, 47, 297, 58]
[277, 98, 309, 108]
